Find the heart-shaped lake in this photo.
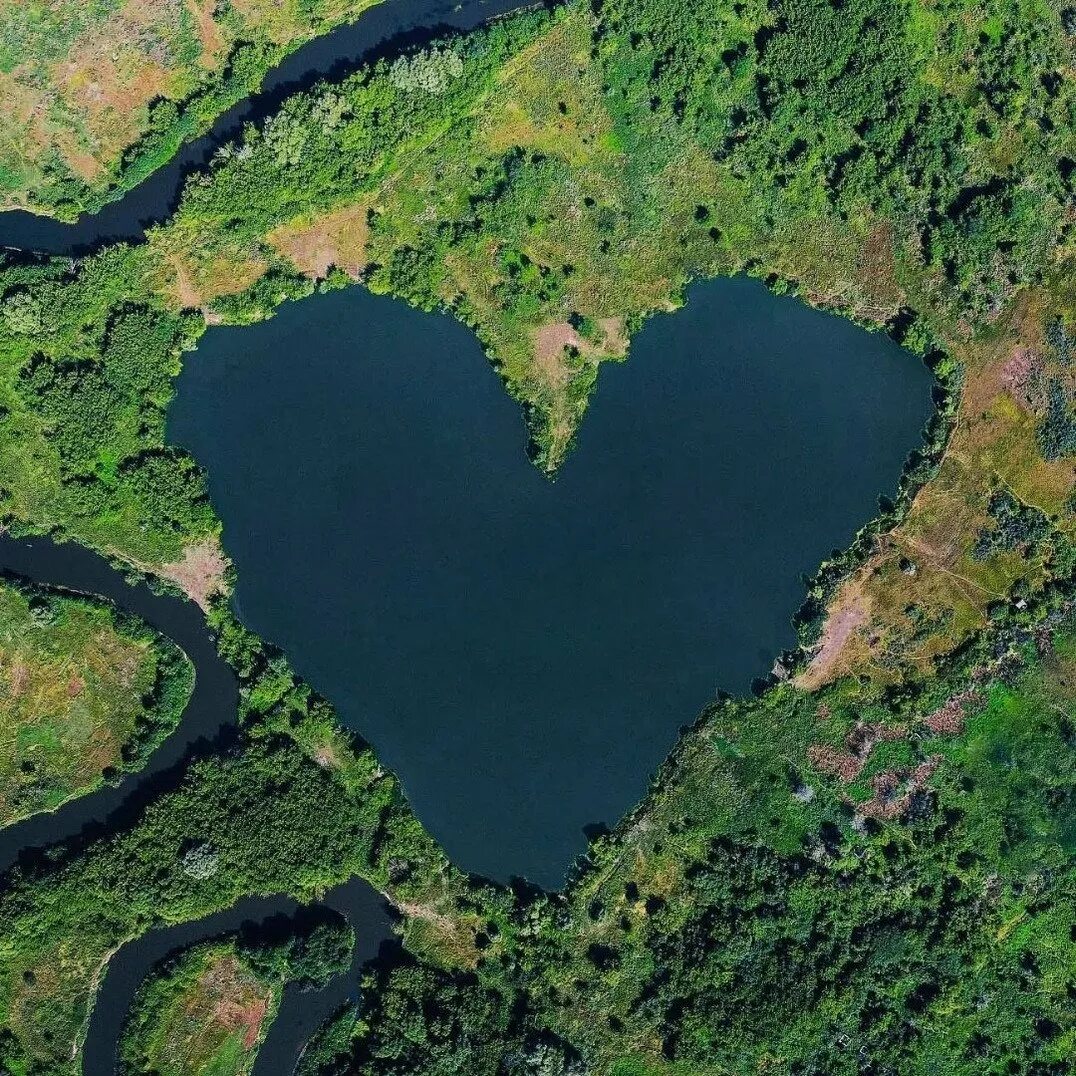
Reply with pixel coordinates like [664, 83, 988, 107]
[170, 275, 934, 887]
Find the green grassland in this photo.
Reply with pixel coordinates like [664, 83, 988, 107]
[0, 0, 1076, 1073]
[0, 0, 384, 218]
[119, 943, 280, 1076]
[0, 576, 192, 828]
[119, 914, 353, 1076]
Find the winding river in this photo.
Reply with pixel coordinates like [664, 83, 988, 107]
[82, 878, 395, 1076]
[0, 534, 238, 878]
[0, 0, 541, 256]
[0, 535, 395, 1076]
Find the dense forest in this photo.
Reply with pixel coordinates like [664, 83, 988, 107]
[1, 0, 1076, 1073]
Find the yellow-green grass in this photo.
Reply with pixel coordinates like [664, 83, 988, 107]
[800, 284, 1076, 690]
[0, 577, 193, 828]
[119, 942, 278, 1076]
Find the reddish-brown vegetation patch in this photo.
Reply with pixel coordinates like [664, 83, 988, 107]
[857, 758, 941, 821]
[212, 988, 270, 1051]
[808, 720, 908, 784]
[133, 540, 228, 609]
[921, 689, 982, 735]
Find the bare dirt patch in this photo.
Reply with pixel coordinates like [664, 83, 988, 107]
[532, 317, 627, 390]
[532, 322, 582, 389]
[161, 249, 269, 311]
[267, 203, 371, 279]
[313, 743, 340, 769]
[149, 540, 229, 609]
[598, 316, 628, 354]
[184, 0, 228, 68]
[167, 256, 203, 310]
[798, 592, 869, 691]
[7, 660, 29, 698]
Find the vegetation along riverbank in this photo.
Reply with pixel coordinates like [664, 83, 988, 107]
[0, 0, 386, 219]
[117, 911, 354, 1076]
[1, 0, 1076, 1073]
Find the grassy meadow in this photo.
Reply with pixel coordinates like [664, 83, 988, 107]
[118, 943, 279, 1076]
[0, 576, 192, 828]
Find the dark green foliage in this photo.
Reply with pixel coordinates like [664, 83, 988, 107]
[1038, 378, 1076, 461]
[19, 356, 124, 477]
[295, 1006, 362, 1076]
[973, 489, 1053, 560]
[119, 449, 216, 535]
[347, 960, 516, 1076]
[595, 0, 1074, 314]
[3, 286, 213, 558]
[1046, 318, 1074, 366]
[102, 309, 182, 401]
[239, 908, 355, 990]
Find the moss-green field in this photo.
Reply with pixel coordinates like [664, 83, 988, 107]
[0, 577, 192, 828]
[119, 943, 278, 1076]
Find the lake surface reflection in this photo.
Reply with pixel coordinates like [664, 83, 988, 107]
[170, 276, 933, 887]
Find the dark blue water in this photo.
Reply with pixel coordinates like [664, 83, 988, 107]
[170, 276, 933, 887]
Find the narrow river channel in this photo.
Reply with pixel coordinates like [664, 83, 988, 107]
[0, 0, 540, 256]
[0, 535, 395, 1075]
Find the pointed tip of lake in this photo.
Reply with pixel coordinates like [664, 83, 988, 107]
[168, 276, 934, 889]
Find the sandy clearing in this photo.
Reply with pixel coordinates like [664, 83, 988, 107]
[797, 592, 869, 691]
